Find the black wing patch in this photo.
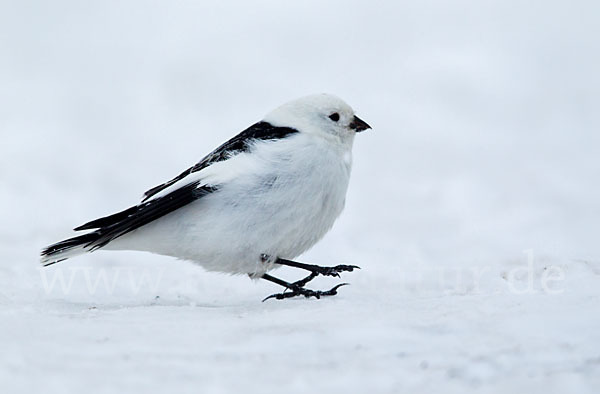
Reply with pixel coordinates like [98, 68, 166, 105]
[141, 121, 299, 202]
[74, 205, 139, 231]
[73, 183, 216, 250]
[53, 121, 296, 254]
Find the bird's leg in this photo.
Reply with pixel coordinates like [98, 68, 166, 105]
[291, 271, 319, 288]
[271, 257, 360, 278]
[261, 273, 348, 302]
[257, 255, 358, 301]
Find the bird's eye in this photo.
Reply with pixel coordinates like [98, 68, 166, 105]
[328, 112, 340, 122]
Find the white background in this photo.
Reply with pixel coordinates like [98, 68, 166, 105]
[1, 1, 599, 393]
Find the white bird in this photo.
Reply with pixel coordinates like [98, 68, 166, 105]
[41, 94, 371, 300]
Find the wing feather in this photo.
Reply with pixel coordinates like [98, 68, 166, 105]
[141, 121, 298, 202]
[71, 121, 298, 249]
[80, 183, 216, 250]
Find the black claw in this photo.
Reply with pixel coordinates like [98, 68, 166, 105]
[273, 258, 360, 278]
[317, 265, 360, 277]
[262, 283, 349, 302]
[262, 293, 283, 302]
[260, 260, 359, 302]
[329, 283, 350, 292]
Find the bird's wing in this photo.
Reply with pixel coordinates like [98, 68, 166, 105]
[72, 121, 299, 245]
[72, 182, 216, 250]
[141, 121, 299, 202]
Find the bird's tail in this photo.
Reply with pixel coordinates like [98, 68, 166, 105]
[40, 181, 210, 266]
[40, 231, 102, 266]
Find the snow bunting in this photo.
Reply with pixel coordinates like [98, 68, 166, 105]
[41, 94, 371, 300]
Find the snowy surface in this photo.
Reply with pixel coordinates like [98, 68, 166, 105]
[1, 1, 599, 393]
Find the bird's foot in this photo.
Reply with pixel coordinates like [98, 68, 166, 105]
[273, 257, 360, 278]
[259, 259, 359, 302]
[312, 264, 360, 278]
[290, 272, 319, 288]
[288, 265, 359, 288]
[262, 283, 348, 302]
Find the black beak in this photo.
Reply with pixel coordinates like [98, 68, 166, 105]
[349, 115, 371, 132]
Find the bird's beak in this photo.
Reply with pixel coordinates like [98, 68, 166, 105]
[350, 115, 371, 132]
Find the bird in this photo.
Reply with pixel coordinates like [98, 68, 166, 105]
[41, 93, 371, 301]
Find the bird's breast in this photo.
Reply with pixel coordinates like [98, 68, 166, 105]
[233, 137, 352, 258]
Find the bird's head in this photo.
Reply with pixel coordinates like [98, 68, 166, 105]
[263, 94, 371, 144]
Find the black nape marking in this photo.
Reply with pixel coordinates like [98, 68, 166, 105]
[141, 121, 298, 202]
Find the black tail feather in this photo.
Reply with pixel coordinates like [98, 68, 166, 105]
[41, 181, 217, 266]
[74, 205, 139, 231]
[40, 231, 102, 266]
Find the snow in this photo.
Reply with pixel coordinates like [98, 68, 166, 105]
[1, 1, 599, 393]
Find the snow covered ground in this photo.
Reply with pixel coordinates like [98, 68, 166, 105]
[1, 1, 599, 393]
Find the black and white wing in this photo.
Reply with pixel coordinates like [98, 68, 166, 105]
[41, 121, 298, 264]
[141, 121, 299, 202]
